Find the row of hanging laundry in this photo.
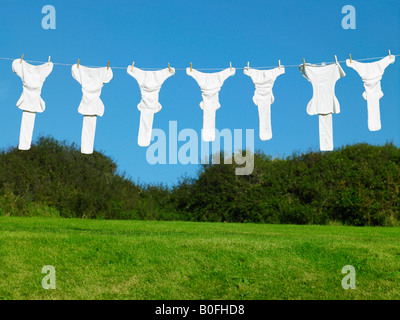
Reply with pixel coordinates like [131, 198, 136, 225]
[7, 52, 397, 154]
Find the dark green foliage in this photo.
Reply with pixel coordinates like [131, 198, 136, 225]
[171, 144, 400, 226]
[1, 137, 399, 226]
[0, 136, 139, 219]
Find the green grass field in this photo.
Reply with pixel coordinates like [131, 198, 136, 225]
[0, 217, 399, 300]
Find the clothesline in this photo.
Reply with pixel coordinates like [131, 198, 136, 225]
[9, 52, 397, 155]
[0, 54, 399, 71]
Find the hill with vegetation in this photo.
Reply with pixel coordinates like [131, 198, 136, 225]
[0, 136, 399, 226]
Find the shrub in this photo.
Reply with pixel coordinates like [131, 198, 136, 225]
[1, 136, 399, 226]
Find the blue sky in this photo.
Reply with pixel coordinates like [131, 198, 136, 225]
[0, 0, 399, 185]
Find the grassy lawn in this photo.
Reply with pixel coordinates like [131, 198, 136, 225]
[0, 217, 399, 300]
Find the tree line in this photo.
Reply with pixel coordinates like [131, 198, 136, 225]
[0, 136, 399, 226]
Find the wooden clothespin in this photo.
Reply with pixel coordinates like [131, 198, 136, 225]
[349, 54, 352, 63]
[77, 59, 80, 68]
[168, 63, 171, 73]
[335, 55, 338, 64]
[48, 56, 51, 65]
[389, 50, 392, 58]
[230, 62, 232, 71]
[20, 54, 24, 64]
[278, 60, 281, 69]
[303, 58, 306, 68]
[107, 61, 110, 70]
[190, 62, 192, 72]
[131, 61, 135, 71]
[247, 62, 249, 70]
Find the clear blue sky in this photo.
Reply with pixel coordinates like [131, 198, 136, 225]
[0, 0, 399, 185]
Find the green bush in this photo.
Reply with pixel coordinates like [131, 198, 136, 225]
[171, 144, 400, 226]
[1, 137, 399, 226]
[0, 137, 141, 219]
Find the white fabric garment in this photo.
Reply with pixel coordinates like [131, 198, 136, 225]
[346, 55, 395, 131]
[12, 59, 53, 150]
[12, 60, 53, 112]
[72, 64, 113, 154]
[299, 62, 346, 151]
[19, 111, 36, 150]
[127, 67, 175, 147]
[81, 116, 97, 154]
[187, 68, 235, 141]
[244, 67, 285, 140]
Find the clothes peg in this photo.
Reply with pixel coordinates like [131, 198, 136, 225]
[131, 61, 135, 71]
[349, 54, 352, 63]
[107, 61, 110, 70]
[389, 50, 392, 58]
[278, 60, 281, 69]
[247, 62, 249, 70]
[48, 56, 51, 65]
[230, 62, 232, 71]
[190, 62, 192, 72]
[77, 59, 80, 68]
[303, 58, 306, 68]
[20, 54, 24, 64]
[168, 63, 171, 73]
[335, 55, 338, 64]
